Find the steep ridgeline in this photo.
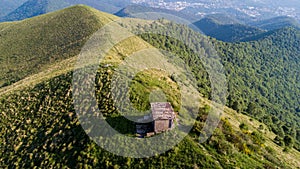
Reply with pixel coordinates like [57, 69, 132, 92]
[0, 5, 117, 88]
[193, 16, 265, 42]
[0, 5, 299, 168]
[0, 0, 131, 22]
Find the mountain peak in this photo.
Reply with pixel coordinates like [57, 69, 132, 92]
[0, 5, 117, 87]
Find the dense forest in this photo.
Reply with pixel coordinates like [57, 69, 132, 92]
[136, 20, 300, 151]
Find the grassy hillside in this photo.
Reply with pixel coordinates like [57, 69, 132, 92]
[2, 66, 299, 168]
[193, 17, 265, 42]
[0, 5, 117, 88]
[0, 5, 299, 168]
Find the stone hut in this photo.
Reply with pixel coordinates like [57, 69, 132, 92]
[136, 102, 176, 136]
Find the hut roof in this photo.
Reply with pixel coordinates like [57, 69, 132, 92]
[150, 102, 175, 120]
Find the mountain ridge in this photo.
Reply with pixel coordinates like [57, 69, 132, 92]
[0, 4, 117, 87]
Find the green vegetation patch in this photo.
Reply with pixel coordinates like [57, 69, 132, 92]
[129, 69, 181, 112]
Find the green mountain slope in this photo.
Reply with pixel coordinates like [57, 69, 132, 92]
[2, 67, 299, 168]
[193, 17, 265, 42]
[214, 27, 300, 149]
[0, 5, 300, 168]
[0, 5, 117, 88]
[138, 20, 300, 151]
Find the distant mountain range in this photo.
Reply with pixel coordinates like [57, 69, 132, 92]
[115, 4, 198, 22]
[250, 16, 300, 31]
[0, 0, 27, 17]
[192, 16, 265, 42]
[2, 0, 300, 24]
[1, 1, 300, 44]
[115, 5, 300, 42]
[0, 0, 132, 22]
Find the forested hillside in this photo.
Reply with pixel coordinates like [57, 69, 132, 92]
[0, 5, 299, 168]
[138, 21, 300, 151]
[215, 27, 300, 150]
